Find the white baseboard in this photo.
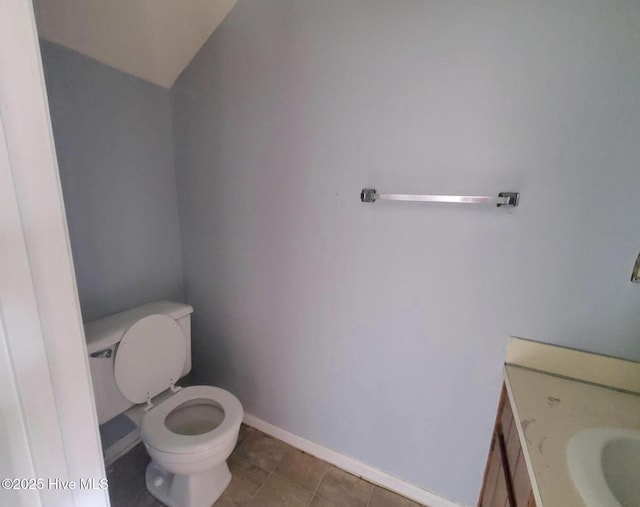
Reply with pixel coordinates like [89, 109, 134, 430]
[243, 413, 461, 507]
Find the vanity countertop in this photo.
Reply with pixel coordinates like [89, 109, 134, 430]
[503, 339, 640, 507]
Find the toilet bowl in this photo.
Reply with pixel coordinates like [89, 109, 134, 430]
[84, 302, 243, 507]
[143, 385, 242, 470]
[142, 386, 243, 507]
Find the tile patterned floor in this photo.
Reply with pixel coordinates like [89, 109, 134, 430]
[107, 424, 425, 507]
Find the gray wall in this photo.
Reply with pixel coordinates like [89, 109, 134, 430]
[41, 42, 184, 322]
[173, 1, 640, 504]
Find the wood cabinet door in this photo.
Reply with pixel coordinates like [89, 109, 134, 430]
[480, 433, 508, 507]
[478, 384, 537, 507]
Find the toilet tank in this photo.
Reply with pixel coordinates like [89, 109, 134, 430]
[85, 301, 194, 425]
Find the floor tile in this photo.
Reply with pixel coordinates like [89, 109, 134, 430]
[235, 423, 255, 451]
[214, 490, 246, 507]
[316, 467, 372, 507]
[368, 485, 424, 507]
[234, 430, 289, 471]
[309, 496, 332, 507]
[275, 448, 329, 492]
[247, 473, 312, 507]
[214, 457, 271, 506]
[106, 426, 422, 507]
[229, 457, 271, 491]
[106, 443, 164, 507]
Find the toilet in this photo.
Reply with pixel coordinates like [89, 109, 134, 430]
[85, 301, 243, 507]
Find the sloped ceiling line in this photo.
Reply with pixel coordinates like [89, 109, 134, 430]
[34, 0, 237, 88]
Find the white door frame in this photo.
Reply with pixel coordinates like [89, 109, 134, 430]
[0, 108, 64, 507]
[0, 1, 109, 506]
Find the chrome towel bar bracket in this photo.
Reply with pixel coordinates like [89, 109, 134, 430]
[360, 189, 519, 208]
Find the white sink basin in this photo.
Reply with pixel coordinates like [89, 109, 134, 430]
[567, 427, 640, 507]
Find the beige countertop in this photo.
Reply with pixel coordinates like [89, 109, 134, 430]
[503, 339, 640, 507]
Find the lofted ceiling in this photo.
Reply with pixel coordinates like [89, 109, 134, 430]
[33, 0, 237, 89]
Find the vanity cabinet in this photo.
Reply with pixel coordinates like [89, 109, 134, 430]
[478, 385, 536, 507]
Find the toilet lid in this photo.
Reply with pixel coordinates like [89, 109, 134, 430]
[114, 314, 186, 404]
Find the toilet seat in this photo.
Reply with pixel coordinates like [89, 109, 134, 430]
[115, 314, 186, 404]
[142, 385, 243, 455]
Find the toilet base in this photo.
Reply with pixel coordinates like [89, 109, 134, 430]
[145, 459, 231, 507]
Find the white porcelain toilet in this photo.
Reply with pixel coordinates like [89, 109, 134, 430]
[85, 301, 243, 507]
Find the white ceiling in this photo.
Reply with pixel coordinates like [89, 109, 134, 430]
[33, 0, 237, 89]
